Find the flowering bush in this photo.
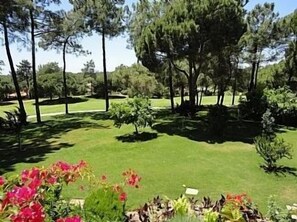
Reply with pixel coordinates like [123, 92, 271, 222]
[0, 161, 141, 222]
[0, 161, 88, 222]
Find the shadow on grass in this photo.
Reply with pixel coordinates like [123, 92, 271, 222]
[0, 113, 109, 174]
[153, 110, 262, 144]
[261, 165, 297, 177]
[38, 97, 88, 106]
[0, 101, 15, 106]
[116, 132, 158, 143]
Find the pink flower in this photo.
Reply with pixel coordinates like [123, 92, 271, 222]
[21, 168, 41, 183]
[4, 186, 37, 206]
[0, 176, 5, 186]
[11, 202, 45, 222]
[28, 178, 42, 190]
[55, 161, 71, 171]
[56, 216, 82, 222]
[46, 174, 58, 185]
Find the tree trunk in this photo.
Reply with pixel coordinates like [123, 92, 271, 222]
[30, 8, 41, 123]
[220, 92, 225, 106]
[62, 41, 69, 114]
[134, 125, 139, 135]
[168, 63, 175, 113]
[25, 77, 31, 99]
[3, 23, 27, 124]
[213, 85, 217, 95]
[181, 85, 184, 104]
[102, 29, 109, 112]
[199, 88, 203, 106]
[188, 61, 196, 113]
[232, 78, 237, 106]
[196, 90, 199, 106]
[217, 93, 220, 105]
[248, 44, 258, 92]
[254, 59, 260, 89]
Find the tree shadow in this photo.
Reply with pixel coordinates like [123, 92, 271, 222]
[0, 114, 109, 174]
[55, 112, 111, 121]
[116, 132, 158, 143]
[261, 165, 297, 177]
[38, 97, 88, 106]
[152, 112, 262, 144]
[0, 101, 15, 106]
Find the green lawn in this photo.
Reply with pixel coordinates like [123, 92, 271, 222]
[1, 110, 297, 213]
[0, 95, 239, 117]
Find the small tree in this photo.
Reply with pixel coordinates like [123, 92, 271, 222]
[109, 97, 154, 134]
[261, 109, 275, 138]
[255, 136, 292, 172]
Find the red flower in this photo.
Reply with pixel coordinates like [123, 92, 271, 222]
[119, 192, 127, 202]
[11, 202, 45, 222]
[56, 216, 82, 222]
[123, 169, 141, 188]
[0, 176, 5, 186]
[101, 175, 107, 181]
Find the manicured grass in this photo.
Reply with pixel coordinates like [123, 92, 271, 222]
[1, 110, 297, 213]
[0, 95, 240, 117]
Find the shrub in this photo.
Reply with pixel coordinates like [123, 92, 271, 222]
[172, 195, 192, 217]
[175, 101, 192, 116]
[238, 89, 268, 121]
[207, 105, 229, 137]
[0, 160, 88, 222]
[254, 136, 293, 171]
[264, 87, 297, 127]
[266, 196, 292, 222]
[261, 109, 275, 137]
[83, 187, 125, 222]
[0, 108, 27, 150]
[109, 97, 154, 134]
[83, 169, 141, 222]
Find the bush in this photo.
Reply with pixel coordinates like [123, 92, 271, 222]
[109, 97, 154, 134]
[238, 89, 268, 121]
[175, 100, 192, 116]
[207, 105, 229, 137]
[84, 187, 125, 222]
[254, 136, 293, 171]
[0, 161, 88, 222]
[264, 87, 297, 127]
[261, 109, 275, 137]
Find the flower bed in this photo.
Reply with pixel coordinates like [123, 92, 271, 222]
[0, 161, 296, 222]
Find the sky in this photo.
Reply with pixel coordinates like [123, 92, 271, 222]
[0, 0, 297, 75]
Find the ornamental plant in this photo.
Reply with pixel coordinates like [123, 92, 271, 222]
[83, 169, 141, 222]
[0, 162, 141, 222]
[109, 97, 154, 134]
[254, 136, 293, 172]
[0, 161, 88, 222]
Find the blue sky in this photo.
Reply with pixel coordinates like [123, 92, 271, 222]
[0, 0, 297, 74]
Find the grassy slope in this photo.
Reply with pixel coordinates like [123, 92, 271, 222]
[0, 96, 239, 117]
[1, 112, 297, 212]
